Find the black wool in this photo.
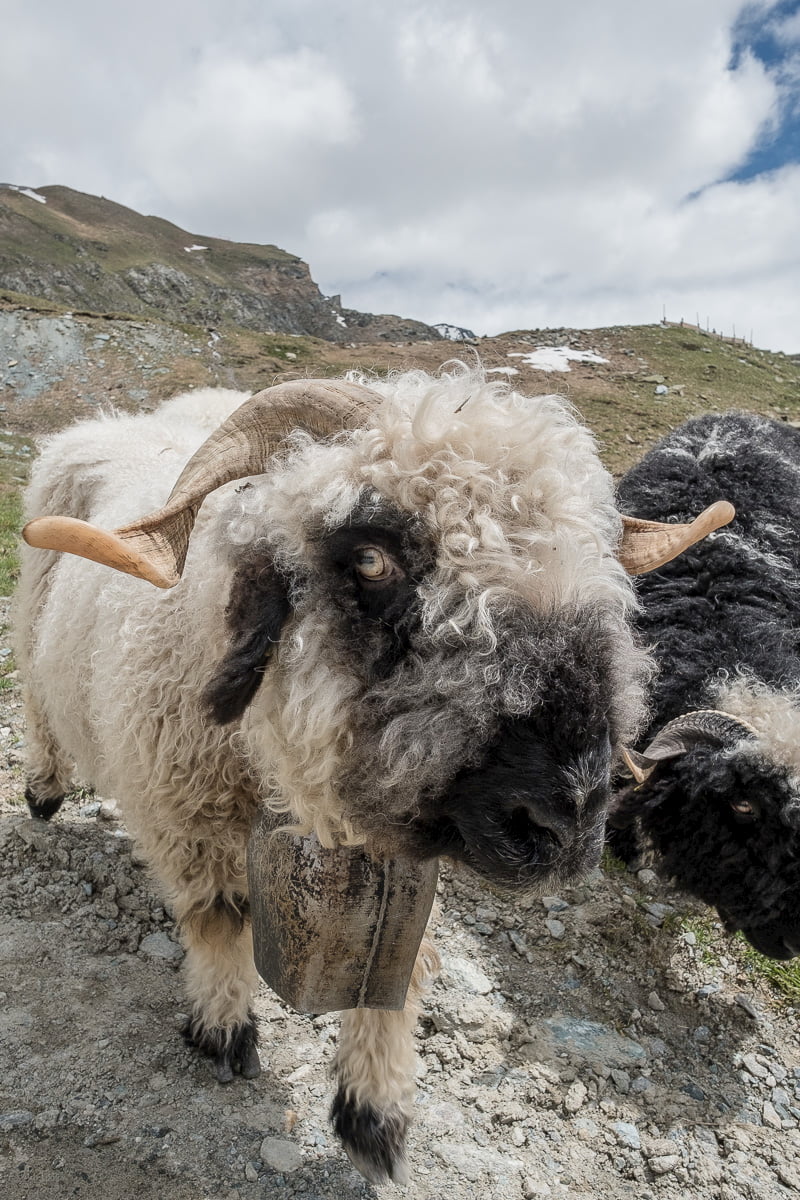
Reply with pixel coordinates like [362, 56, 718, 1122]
[613, 413, 800, 958]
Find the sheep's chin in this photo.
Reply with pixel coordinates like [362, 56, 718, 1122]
[394, 812, 604, 895]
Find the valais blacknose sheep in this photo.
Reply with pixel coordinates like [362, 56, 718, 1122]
[612, 412, 800, 961]
[18, 369, 725, 1183]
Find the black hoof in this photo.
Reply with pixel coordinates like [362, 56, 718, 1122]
[330, 1090, 409, 1185]
[25, 786, 65, 821]
[183, 1011, 261, 1083]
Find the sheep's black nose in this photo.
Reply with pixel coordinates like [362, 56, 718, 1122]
[742, 925, 800, 960]
[507, 801, 573, 848]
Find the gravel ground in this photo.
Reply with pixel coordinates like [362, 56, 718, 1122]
[1, 595, 800, 1200]
[0, 307, 228, 435]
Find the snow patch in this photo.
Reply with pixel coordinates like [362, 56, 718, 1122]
[508, 346, 609, 373]
[6, 184, 47, 204]
[184, 244, 208, 252]
[486, 366, 520, 376]
[330, 308, 347, 328]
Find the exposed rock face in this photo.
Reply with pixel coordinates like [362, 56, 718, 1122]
[435, 322, 478, 342]
[0, 184, 442, 344]
[341, 306, 443, 342]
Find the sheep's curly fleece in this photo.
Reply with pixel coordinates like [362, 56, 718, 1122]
[19, 367, 648, 854]
[16, 365, 653, 1183]
[615, 411, 800, 948]
[618, 411, 800, 738]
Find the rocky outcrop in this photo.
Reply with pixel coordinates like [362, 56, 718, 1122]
[0, 184, 443, 344]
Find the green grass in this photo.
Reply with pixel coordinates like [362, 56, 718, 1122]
[0, 488, 22, 597]
[601, 845, 629, 876]
[0, 432, 34, 598]
[677, 914, 722, 967]
[678, 914, 800, 1004]
[736, 935, 800, 1005]
[551, 323, 800, 475]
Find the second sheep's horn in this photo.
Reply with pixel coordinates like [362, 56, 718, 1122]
[22, 379, 381, 589]
[622, 708, 758, 783]
[618, 500, 735, 575]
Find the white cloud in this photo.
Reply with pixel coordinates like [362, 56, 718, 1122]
[397, 11, 505, 103]
[0, 0, 799, 351]
[134, 49, 358, 224]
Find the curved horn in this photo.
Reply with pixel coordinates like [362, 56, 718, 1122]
[618, 500, 735, 575]
[622, 708, 757, 783]
[23, 378, 381, 589]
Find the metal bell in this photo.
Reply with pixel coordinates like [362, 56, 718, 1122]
[247, 810, 438, 1014]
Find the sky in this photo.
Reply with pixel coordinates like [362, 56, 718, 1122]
[2, 0, 800, 352]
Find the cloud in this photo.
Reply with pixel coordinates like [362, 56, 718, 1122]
[134, 49, 358, 227]
[1, 0, 799, 350]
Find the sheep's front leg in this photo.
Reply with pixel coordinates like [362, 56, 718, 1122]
[23, 688, 73, 820]
[330, 935, 439, 1184]
[178, 893, 262, 1083]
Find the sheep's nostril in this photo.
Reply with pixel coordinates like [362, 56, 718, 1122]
[508, 803, 568, 848]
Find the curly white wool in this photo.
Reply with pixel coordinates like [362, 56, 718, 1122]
[16, 365, 650, 1184]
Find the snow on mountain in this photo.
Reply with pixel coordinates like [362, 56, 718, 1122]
[434, 323, 477, 342]
[508, 347, 609, 372]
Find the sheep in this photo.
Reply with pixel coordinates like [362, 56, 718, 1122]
[17, 368, 724, 1182]
[611, 411, 800, 962]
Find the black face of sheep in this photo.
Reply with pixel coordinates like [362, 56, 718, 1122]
[204, 496, 618, 892]
[614, 410, 800, 961]
[613, 738, 800, 959]
[415, 683, 612, 891]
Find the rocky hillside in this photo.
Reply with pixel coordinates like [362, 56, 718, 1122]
[0, 184, 440, 344]
[1, 291, 798, 474]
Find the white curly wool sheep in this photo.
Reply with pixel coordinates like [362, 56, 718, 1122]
[17, 367, 721, 1182]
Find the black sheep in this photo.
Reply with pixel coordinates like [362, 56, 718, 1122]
[611, 411, 800, 960]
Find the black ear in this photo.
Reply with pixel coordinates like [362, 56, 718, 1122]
[203, 550, 292, 725]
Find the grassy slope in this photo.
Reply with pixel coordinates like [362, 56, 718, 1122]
[500, 323, 798, 475]
[2, 184, 299, 273]
[0, 185, 302, 316]
[2, 305, 798, 557]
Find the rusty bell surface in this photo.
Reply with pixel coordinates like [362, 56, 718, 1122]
[247, 810, 439, 1014]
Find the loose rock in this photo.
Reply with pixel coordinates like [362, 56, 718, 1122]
[259, 1137, 304, 1173]
[613, 1121, 641, 1151]
[139, 931, 184, 962]
[563, 1080, 587, 1113]
[649, 1153, 681, 1174]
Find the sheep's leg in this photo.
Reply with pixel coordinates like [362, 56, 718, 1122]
[330, 934, 439, 1185]
[23, 689, 72, 820]
[176, 890, 262, 1083]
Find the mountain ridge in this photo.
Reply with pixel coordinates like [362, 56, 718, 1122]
[0, 184, 442, 344]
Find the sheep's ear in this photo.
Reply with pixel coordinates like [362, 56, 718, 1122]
[203, 552, 291, 725]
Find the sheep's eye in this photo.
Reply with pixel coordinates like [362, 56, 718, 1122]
[731, 798, 755, 818]
[354, 546, 395, 582]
